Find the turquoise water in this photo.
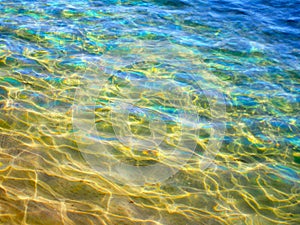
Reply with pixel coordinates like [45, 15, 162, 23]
[0, 0, 299, 224]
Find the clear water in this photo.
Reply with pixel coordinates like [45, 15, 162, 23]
[0, 0, 299, 224]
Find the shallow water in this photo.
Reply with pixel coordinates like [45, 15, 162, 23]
[0, 0, 299, 224]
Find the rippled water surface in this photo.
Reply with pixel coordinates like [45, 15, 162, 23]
[0, 0, 299, 224]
